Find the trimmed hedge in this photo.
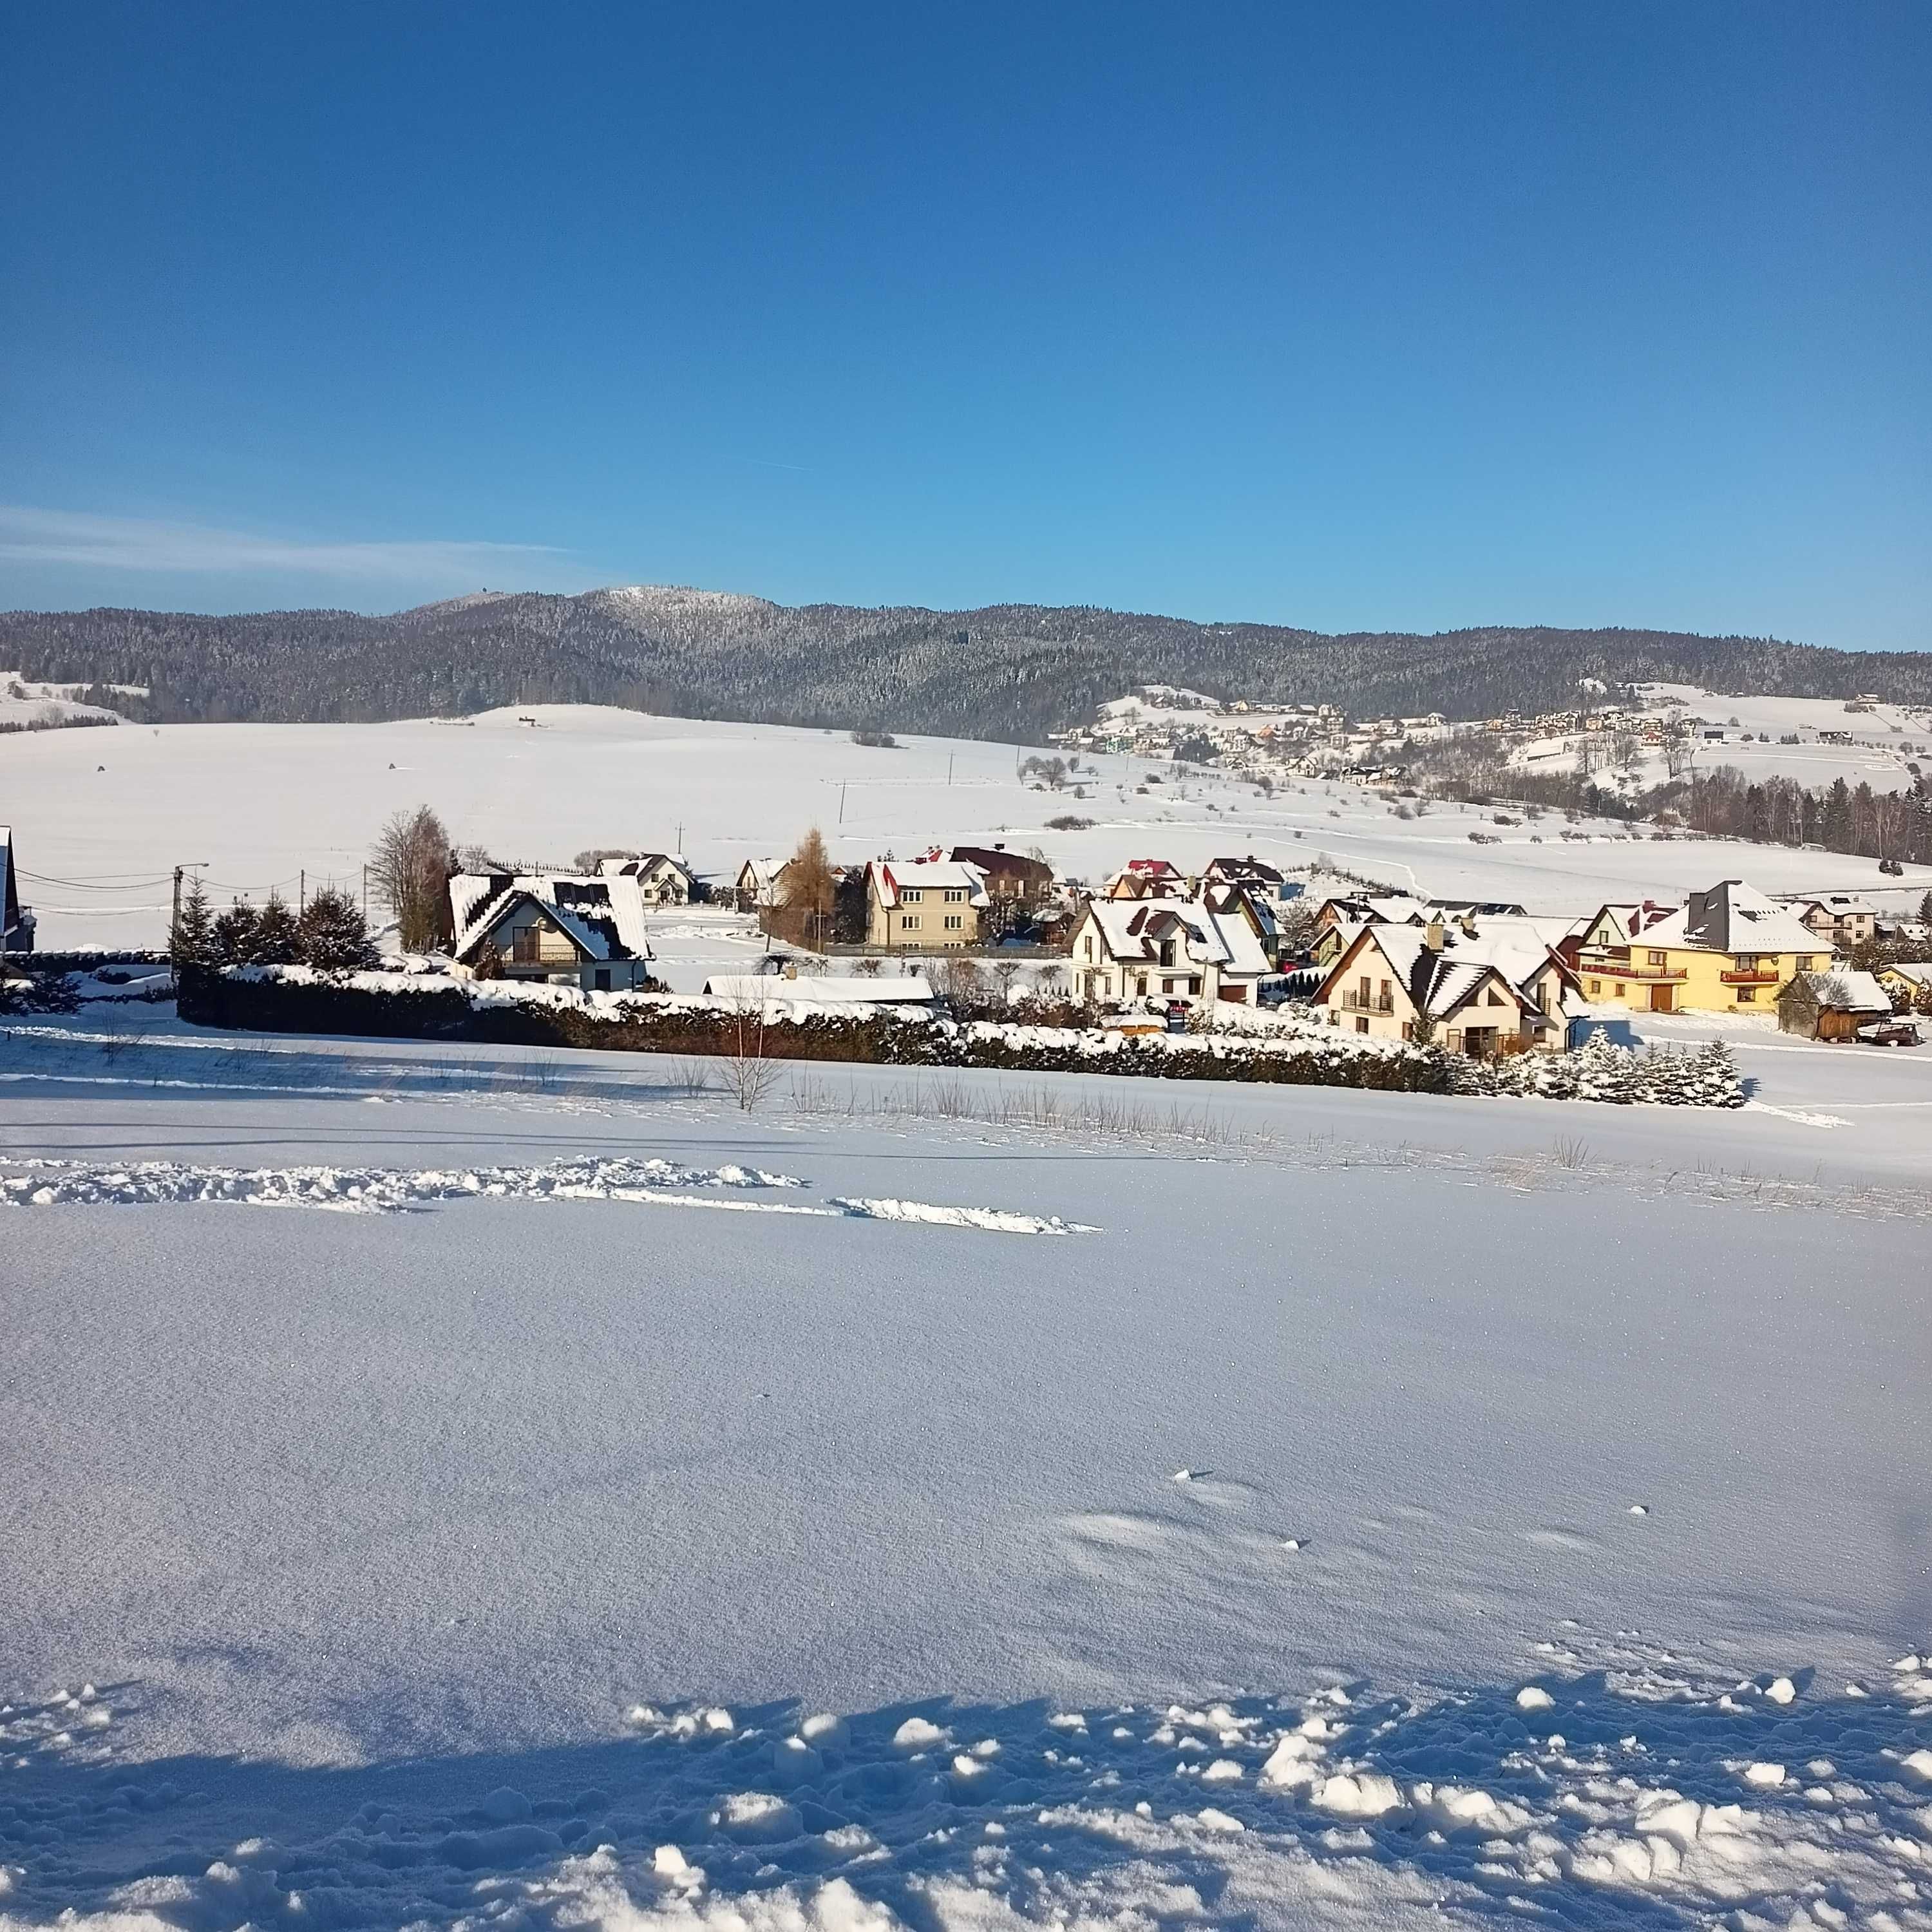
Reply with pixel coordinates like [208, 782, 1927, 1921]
[177, 968, 1455, 1094]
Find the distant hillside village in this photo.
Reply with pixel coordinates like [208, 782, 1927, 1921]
[10, 809, 1929, 1056]
[1049, 680, 1932, 793]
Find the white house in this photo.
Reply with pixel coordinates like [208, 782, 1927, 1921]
[600, 853, 695, 905]
[448, 871, 656, 991]
[1314, 915, 1578, 1054]
[1068, 893, 1273, 1004]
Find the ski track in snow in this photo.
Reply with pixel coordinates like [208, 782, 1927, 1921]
[0, 1154, 1093, 1235]
[6, 1649, 1931, 1930]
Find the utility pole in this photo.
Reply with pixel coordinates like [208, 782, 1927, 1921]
[361, 864, 368, 920]
[838, 782, 848, 825]
[947, 753, 954, 786]
[300, 869, 306, 914]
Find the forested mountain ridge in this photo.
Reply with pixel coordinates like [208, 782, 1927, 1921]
[5, 585, 1927, 741]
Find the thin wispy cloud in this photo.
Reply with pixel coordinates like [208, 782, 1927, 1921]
[0, 507, 576, 582]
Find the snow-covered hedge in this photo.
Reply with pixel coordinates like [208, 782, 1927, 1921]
[175, 969, 1749, 1108]
[178, 965, 1453, 1094]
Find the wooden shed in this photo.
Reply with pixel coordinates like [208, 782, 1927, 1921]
[1776, 969, 1891, 1041]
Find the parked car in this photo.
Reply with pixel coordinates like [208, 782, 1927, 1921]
[1878, 857, 1904, 876]
[1856, 1017, 1921, 1046]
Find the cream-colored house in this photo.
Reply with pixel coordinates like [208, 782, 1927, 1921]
[448, 871, 656, 991]
[864, 856, 990, 949]
[1575, 880, 1830, 1015]
[1068, 893, 1273, 1004]
[1779, 893, 1878, 949]
[1314, 916, 1577, 1054]
[599, 853, 694, 905]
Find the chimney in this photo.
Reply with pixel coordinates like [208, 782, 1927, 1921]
[1459, 912, 1478, 938]
[994, 841, 1005, 851]
[1424, 916, 1446, 952]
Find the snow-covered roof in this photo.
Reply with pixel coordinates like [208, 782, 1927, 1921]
[701, 974, 936, 1006]
[1081, 896, 1271, 980]
[868, 857, 989, 909]
[1783, 892, 1877, 918]
[1638, 881, 1823, 957]
[1332, 920, 1572, 1028]
[1791, 969, 1891, 1013]
[600, 853, 693, 887]
[450, 871, 652, 963]
[1878, 961, 1932, 989]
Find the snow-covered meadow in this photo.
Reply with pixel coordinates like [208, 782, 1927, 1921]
[11, 703, 1932, 951]
[3, 1013, 1930, 1929]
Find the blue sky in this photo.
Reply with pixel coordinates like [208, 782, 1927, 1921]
[2, 2, 1926, 647]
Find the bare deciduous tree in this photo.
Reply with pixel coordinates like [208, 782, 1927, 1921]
[371, 805, 455, 952]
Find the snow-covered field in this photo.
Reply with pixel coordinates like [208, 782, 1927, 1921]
[10, 703, 1932, 951]
[3, 1015, 1930, 1929]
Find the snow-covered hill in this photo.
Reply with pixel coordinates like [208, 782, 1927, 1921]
[10, 703, 1931, 949]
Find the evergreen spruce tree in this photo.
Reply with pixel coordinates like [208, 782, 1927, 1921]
[295, 886, 377, 971]
[1690, 1038, 1745, 1108]
[169, 875, 219, 971]
[252, 891, 300, 965]
[1570, 1029, 1634, 1103]
[211, 898, 261, 965]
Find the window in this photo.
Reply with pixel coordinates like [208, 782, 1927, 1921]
[1355, 1015, 1369, 1033]
[1188, 976, 1200, 995]
[1083, 935, 1094, 960]
[902, 887, 922, 903]
[1797, 956, 1816, 971]
[592, 969, 611, 992]
[1613, 982, 1625, 996]
[1589, 978, 1601, 994]
[1647, 949, 1667, 966]
[1737, 986, 1756, 1002]
[943, 887, 965, 903]
[1135, 975, 1148, 996]
[943, 913, 962, 931]
[1401, 1021, 1414, 1041]
[900, 914, 920, 931]
[1486, 988, 1504, 1006]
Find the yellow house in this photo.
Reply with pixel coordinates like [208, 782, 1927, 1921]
[864, 856, 989, 950]
[1575, 880, 1830, 1016]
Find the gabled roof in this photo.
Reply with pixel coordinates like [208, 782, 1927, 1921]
[950, 845, 1053, 883]
[1080, 895, 1271, 980]
[1640, 880, 1823, 956]
[1782, 892, 1877, 920]
[867, 857, 989, 908]
[449, 871, 652, 963]
[1319, 920, 1575, 1030]
[1788, 969, 1891, 1014]
[1205, 854, 1285, 886]
[1879, 961, 1932, 989]
[0, 825, 19, 938]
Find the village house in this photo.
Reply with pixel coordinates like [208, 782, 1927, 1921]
[1779, 893, 1879, 948]
[1067, 894, 1272, 1004]
[1776, 969, 1893, 1041]
[733, 857, 788, 911]
[447, 870, 656, 991]
[949, 844, 1054, 905]
[1574, 880, 1829, 1015]
[1204, 854, 1292, 900]
[864, 854, 990, 950]
[1875, 961, 1932, 1009]
[598, 853, 696, 904]
[1106, 858, 1186, 900]
[1314, 916, 1578, 1055]
[0, 826, 34, 956]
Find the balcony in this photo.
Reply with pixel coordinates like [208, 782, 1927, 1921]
[1719, 968, 1782, 985]
[1587, 958, 1687, 981]
[1338, 992, 1395, 1014]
